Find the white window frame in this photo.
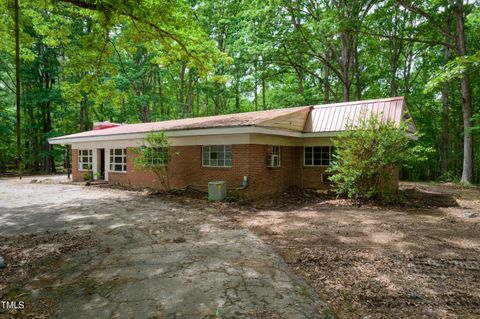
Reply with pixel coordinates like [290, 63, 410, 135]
[146, 147, 169, 166]
[78, 149, 93, 171]
[202, 145, 232, 167]
[267, 145, 281, 167]
[304, 146, 334, 167]
[109, 148, 127, 173]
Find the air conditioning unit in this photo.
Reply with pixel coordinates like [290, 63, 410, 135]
[267, 154, 280, 167]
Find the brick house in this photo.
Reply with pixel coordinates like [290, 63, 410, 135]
[49, 97, 413, 198]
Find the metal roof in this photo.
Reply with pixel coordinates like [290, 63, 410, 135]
[49, 97, 411, 143]
[303, 96, 406, 133]
[50, 106, 310, 141]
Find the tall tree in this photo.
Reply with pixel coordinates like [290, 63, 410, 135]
[14, 0, 21, 175]
[397, 0, 474, 182]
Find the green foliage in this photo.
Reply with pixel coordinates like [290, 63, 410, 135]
[83, 171, 93, 181]
[436, 170, 460, 183]
[133, 132, 174, 190]
[425, 51, 480, 92]
[0, 92, 15, 170]
[327, 115, 430, 201]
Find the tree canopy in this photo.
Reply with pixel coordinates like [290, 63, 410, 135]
[0, 0, 479, 183]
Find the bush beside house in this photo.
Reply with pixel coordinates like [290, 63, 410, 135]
[328, 115, 426, 201]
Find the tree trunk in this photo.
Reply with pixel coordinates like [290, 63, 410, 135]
[441, 44, 450, 174]
[42, 62, 54, 174]
[43, 102, 53, 174]
[187, 69, 193, 115]
[354, 41, 361, 100]
[390, 42, 398, 97]
[296, 53, 304, 95]
[254, 59, 258, 111]
[214, 88, 221, 115]
[14, 0, 22, 176]
[28, 103, 40, 172]
[262, 76, 266, 110]
[196, 76, 200, 116]
[235, 77, 240, 112]
[455, 0, 473, 183]
[297, 69, 304, 95]
[141, 103, 150, 122]
[340, 34, 350, 102]
[323, 63, 330, 103]
[179, 64, 186, 117]
[158, 72, 163, 116]
[205, 93, 209, 116]
[341, 80, 350, 102]
[152, 71, 158, 116]
[79, 98, 89, 132]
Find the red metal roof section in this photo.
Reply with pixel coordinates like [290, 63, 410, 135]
[303, 96, 405, 132]
[93, 121, 121, 130]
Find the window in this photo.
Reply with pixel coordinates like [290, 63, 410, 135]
[109, 148, 127, 172]
[202, 145, 232, 167]
[304, 146, 335, 166]
[267, 146, 281, 167]
[78, 149, 92, 170]
[146, 147, 169, 166]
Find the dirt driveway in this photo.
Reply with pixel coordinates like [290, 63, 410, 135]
[216, 182, 480, 319]
[0, 176, 332, 319]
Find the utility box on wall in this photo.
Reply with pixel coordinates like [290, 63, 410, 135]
[208, 181, 226, 201]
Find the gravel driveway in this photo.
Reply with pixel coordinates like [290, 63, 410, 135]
[0, 176, 333, 319]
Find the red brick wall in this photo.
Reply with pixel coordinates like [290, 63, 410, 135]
[71, 144, 332, 197]
[244, 145, 301, 197]
[108, 148, 163, 188]
[71, 150, 89, 182]
[72, 150, 81, 182]
[301, 166, 330, 189]
[104, 146, 250, 191]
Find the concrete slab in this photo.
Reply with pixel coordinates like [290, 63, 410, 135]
[0, 176, 334, 318]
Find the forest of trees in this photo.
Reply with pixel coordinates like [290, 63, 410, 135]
[0, 0, 479, 183]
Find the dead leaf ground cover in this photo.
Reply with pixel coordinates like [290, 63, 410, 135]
[208, 182, 480, 319]
[0, 232, 97, 318]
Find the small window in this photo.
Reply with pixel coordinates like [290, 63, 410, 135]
[144, 147, 168, 166]
[78, 149, 92, 170]
[202, 145, 232, 167]
[109, 148, 127, 172]
[304, 146, 335, 166]
[267, 146, 281, 167]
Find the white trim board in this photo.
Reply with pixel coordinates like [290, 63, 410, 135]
[49, 126, 339, 145]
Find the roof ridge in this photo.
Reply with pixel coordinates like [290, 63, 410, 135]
[312, 96, 404, 109]
[114, 105, 311, 127]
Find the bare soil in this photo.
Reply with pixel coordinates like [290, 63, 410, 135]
[210, 182, 480, 319]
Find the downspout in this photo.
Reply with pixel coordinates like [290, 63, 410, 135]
[232, 176, 249, 191]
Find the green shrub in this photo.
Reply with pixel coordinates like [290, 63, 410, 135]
[83, 171, 93, 181]
[132, 131, 177, 191]
[327, 115, 428, 201]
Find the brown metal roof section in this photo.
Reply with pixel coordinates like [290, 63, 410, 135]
[50, 106, 311, 140]
[256, 106, 311, 132]
[303, 96, 407, 133]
